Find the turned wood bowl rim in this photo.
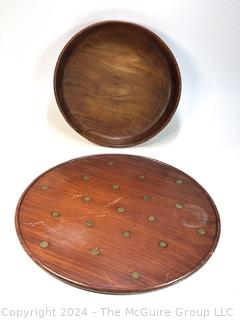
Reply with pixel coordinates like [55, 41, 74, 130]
[15, 154, 220, 294]
[53, 20, 182, 147]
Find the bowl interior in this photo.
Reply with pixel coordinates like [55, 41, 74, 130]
[54, 22, 181, 147]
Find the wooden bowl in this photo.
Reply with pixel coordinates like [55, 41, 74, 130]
[54, 21, 181, 147]
[16, 155, 220, 294]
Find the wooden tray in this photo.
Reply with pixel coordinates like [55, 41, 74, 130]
[54, 21, 181, 147]
[16, 155, 220, 294]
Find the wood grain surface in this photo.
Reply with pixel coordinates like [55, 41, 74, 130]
[54, 21, 181, 147]
[16, 155, 220, 294]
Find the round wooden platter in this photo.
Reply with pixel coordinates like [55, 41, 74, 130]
[54, 21, 181, 147]
[16, 155, 220, 294]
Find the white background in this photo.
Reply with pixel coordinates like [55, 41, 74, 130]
[0, 0, 239, 319]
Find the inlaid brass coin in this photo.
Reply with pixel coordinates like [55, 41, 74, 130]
[159, 240, 168, 248]
[176, 179, 183, 185]
[116, 207, 125, 213]
[51, 211, 60, 218]
[83, 196, 91, 203]
[122, 231, 131, 238]
[89, 248, 101, 256]
[85, 220, 95, 228]
[130, 272, 140, 280]
[41, 185, 49, 190]
[147, 215, 156, 222]
[143, 195, 151, 201]
[175, 203, 183, 209]
[39, 241, 49, 249]
[197, 228, 206, 236]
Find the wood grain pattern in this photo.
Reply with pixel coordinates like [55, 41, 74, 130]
[54, 21, 181, 147]
[16, 155, 220, 294]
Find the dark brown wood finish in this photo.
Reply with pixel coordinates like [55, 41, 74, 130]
[16, 155, 220, 294]
[54, 21, 181, 147]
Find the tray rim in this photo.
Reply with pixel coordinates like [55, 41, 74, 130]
[15, 154, 220, 294]
[53, 20, 182, 148]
